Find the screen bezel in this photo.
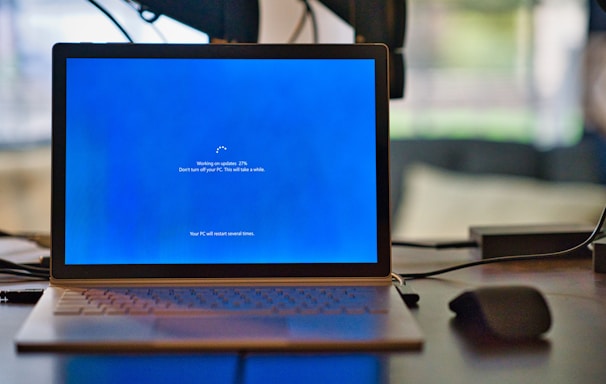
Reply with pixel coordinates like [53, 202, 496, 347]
[51, 43, 391, 280]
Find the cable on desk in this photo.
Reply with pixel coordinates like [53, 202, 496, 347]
[392, 240, 478, 249]
[0, 231, 50, 280]
[0, 258, 49, 280]
[396, 205, 606, 279]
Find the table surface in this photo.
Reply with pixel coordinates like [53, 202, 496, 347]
[2, 246, 606, 384]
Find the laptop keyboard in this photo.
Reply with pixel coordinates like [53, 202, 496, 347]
[54, 287, 388, 316]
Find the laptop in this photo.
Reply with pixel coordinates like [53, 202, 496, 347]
[15, 43, 423, 352]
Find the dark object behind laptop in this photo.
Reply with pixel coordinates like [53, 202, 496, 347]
[130, 0, 407, 98]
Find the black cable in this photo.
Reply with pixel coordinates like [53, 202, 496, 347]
[127, 0, 161, 23]
[288, 1, 309, 43]
[306, 0, 319, 44]
[288, 0, 318, 43]
[397, 205, 606, 279]
[0, 258, 48, 273]
[87, 0, 134, 43]
[392, 240, 479, 249]
[0, 231, 50, 280]
[0, 269, 49, 280]
[124, 0, 167, 42]
[0, 257, 49, 280]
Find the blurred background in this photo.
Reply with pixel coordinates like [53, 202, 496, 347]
[1, 0, 605, 239]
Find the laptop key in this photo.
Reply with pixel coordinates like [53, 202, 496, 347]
[82, 307, 106, 315]
[54, 306, 84, 315]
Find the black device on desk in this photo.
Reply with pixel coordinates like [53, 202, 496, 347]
[449, 286, 552, 340]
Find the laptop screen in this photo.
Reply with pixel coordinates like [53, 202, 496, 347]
[52, 44, 391, 279]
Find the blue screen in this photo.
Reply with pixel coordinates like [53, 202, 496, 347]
[65, 57, 377, 265]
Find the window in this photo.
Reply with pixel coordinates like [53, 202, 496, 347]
[0, 0, 590, 147]
[391, 0, 588, 147]
[0, 0, 205, 146]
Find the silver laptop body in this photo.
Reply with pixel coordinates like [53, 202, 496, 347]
[15, 43, 422, 352]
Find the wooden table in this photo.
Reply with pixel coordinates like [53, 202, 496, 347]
[2, 246, 605, 383]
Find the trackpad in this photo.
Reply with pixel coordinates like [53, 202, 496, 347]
[154, 317, 289, 339]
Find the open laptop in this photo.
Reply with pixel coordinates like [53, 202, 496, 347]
[15, 43, 423, 352]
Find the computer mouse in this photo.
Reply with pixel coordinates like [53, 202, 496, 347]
[449, 285, 552, 339]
